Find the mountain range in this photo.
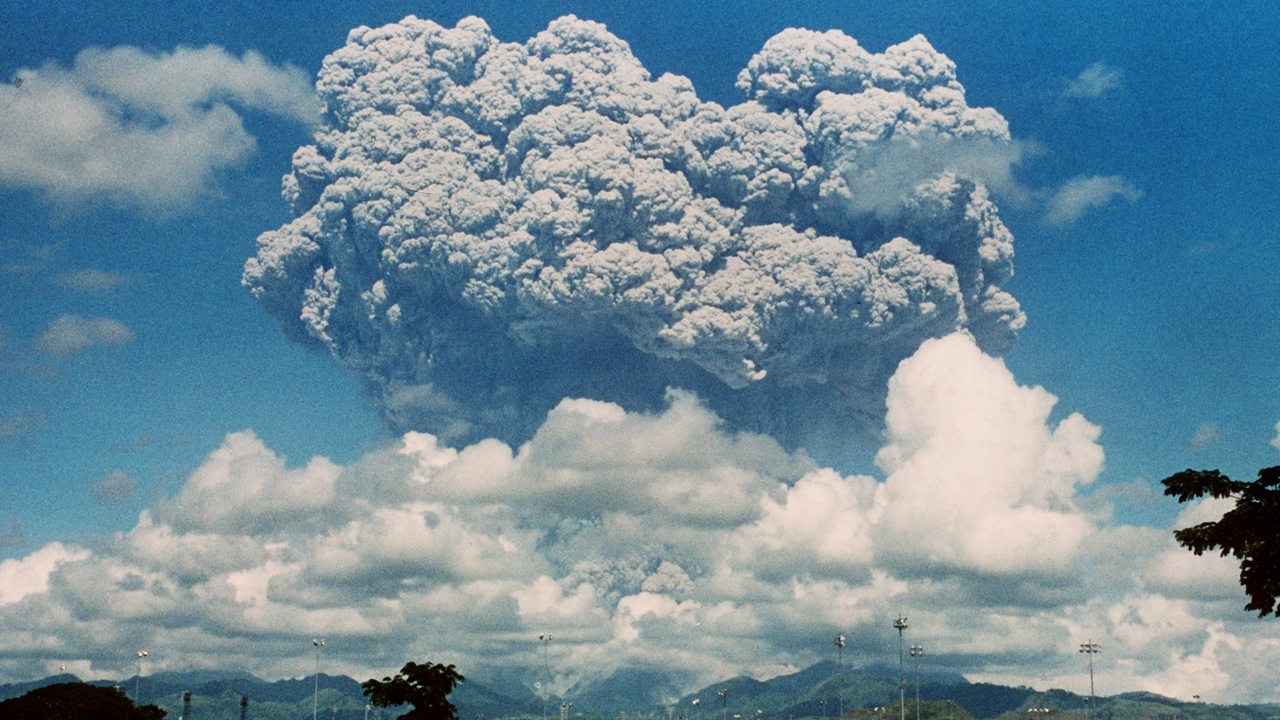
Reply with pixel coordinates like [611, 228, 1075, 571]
[1, 662, 1275, 720]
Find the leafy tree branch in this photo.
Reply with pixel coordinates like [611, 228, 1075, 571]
[1162, 466, 1280, 617]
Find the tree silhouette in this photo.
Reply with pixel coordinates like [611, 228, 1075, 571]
[1162, 466, 1280, 617]
[0, 681, 166, 720]
[363, 661, 465, 720]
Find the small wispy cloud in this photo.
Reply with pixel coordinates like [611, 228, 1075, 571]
[33, 315, 133, 357]
[1045, 174, 1143, 226]
[0, 517, 23, 550]
[1271, 420, 1280, 452]
[0, 239, 63, 277]
[0, 411, 47, 440]
[1188, 423, 1222, 452]
[1063, 61, 1123, 100]
[92, 469, 139, 504]
[56, 268, 130, 292]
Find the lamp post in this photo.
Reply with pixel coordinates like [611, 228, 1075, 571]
[834, 634, 845, 719]
[908, 646, 922, 720]
[312, 638, 325, 720]
[134, 651, 148, 704]
[719, 687, 729, 720]
[892, 618, 908, 720]
[1078, 641, 1100, 720]
[539, 633, 553, 720]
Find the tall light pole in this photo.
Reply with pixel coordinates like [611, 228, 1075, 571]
[134, 651, 148, 704]
[908, 645, 923, 720]
[718, 688, 728, 720]
[539, 633, 553, 720]
[1078, 640, 1100, 720]
[834, 633, 845, 719]
[893, 617, 908, 720]
[312, 638, 325, 720]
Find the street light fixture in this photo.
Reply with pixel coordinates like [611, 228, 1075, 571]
[1078, 641, 1100, 720]
[893, 617, 908, 720]
[909, 645, 923, 720]
[719, 687, 729, 720]
[312, 638, 325, 720]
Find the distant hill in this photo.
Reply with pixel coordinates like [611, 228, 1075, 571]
[1, 663, 1276, 720]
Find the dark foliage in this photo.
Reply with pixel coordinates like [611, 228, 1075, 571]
[0, 681, 166, 720]
[362, 661, 464, 720]
[1162, 466, 1280, 617]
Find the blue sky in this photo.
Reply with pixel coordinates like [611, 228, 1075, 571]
[1, 0, 1278, 706]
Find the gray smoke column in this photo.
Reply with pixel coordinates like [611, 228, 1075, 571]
[244, 16, 1025, 454]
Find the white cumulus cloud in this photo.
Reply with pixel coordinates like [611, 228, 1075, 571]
[874, 332, 1103, 576]
[0, 542, 90, 605]
[0, 45, 317, 210]
[0, 335, 1275, 700]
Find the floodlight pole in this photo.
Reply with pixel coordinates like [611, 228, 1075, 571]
[1078, 640, 1100, 720]
[835, 633, 845, 719]
[909, 646, 923, 720]
[312, 638, 325, 720]
[893, 617, 908, 720]
[540, 633, 553, 720]
[135, 651, 148, 704]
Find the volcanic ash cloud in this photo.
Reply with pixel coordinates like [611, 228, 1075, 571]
[244, 15, 1026, 452]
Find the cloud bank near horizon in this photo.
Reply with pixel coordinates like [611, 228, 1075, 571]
[244, 15, 1026, 453]
[0, 332, 1272, 702]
